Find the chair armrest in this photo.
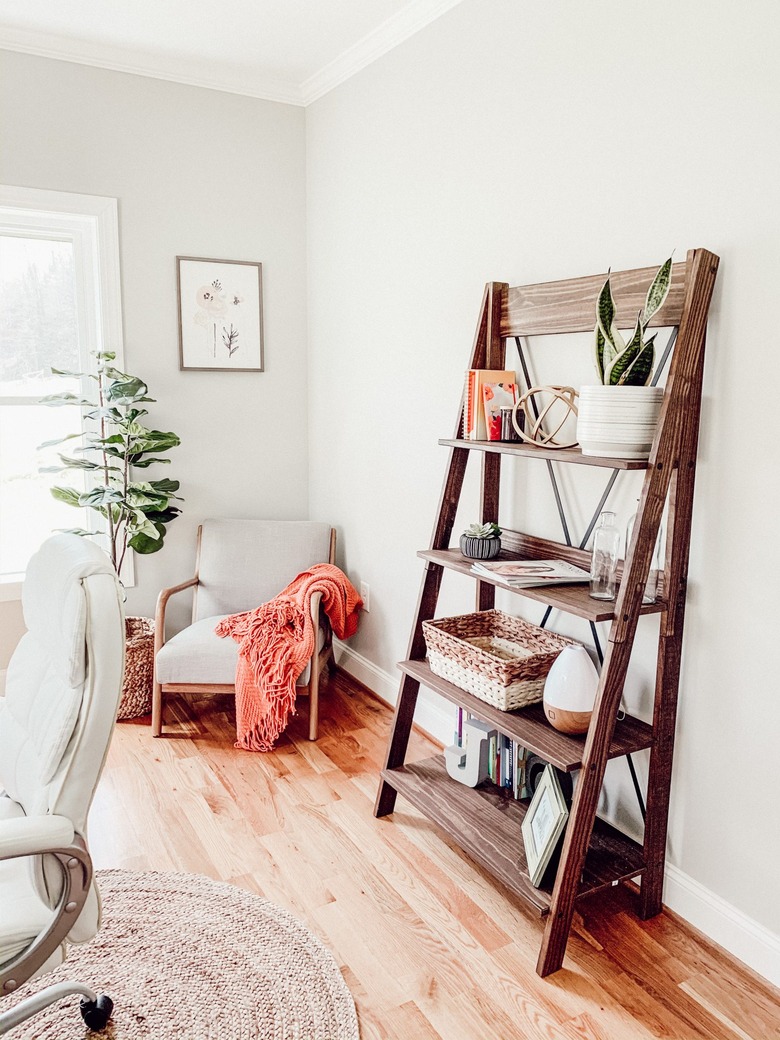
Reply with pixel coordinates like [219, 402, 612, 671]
[309, 592, 332, 651]
[0, 815, 75, 859]
[155, 575, 199, 652]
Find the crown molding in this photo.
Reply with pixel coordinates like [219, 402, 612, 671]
[301, 0, 465, 104]
[0, 26, 305, 106]
[0, 0, 466, 108]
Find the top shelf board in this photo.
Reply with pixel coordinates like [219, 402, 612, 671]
[439, 439, 650, 470]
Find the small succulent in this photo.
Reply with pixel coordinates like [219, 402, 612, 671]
[594, 257, 673, 386]
[463, 522, 502, 539]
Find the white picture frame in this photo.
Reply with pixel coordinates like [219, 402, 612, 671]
[177, 256, 264, 372]
[521, 763, 570, 887]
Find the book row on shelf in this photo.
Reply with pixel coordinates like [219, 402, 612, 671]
[451, 706, 565, 802]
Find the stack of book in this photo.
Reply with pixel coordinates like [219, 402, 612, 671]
[470, 558, 591, 588]
[463, 369, 518, 441]
[454, 707, 531, 799]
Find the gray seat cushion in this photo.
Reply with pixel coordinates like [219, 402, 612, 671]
[156, 615, 318, 687]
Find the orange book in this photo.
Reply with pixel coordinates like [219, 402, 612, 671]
[463, 369, 516, 440]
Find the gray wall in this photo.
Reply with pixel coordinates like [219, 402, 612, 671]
[306, 0, 780, 981]
[0, 50, 309, 643]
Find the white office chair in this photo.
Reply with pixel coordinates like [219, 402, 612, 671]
[0, 535, 125, 1035]
[153, 519, 335, 740]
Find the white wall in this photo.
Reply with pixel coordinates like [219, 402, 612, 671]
[0, 50, 309, 640]
[307, 0, 780, 983]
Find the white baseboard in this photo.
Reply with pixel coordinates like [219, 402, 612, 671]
[663, 863, 780, 988]
[333, 641, 453, 745]
[333, 641, 780, 989]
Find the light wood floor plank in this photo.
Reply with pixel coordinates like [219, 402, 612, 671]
[91, 669, 780, 1039]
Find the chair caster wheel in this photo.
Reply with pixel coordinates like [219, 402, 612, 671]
[80, 994, 114, 1031]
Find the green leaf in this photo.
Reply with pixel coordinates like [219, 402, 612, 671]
[50, 486, 82, 507]
[148, 478, 180, 495]
[105, 376, 149, 402]
[605, 314, 643, 386]
[128, 522, 167, 554]
[618, 335, 656, 386]
[50, 367, 96, 379]
[79, 486, 124, 507]
[39, 393, 97, 407]
[55, 527, 103, 537]
[94, 351, 116, 361]
[594, 324, 606, 383]
[37, 432, 85, 449]
[596, 274, 615, 343]
[643, 256, 673, 326]
[144, 506, 181, 525]
[125, 425, 181, 454]
[54, 453, 99, 470]
[130, 456, 172, 468]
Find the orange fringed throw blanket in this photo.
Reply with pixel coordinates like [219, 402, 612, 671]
[215, 563, 362, 752]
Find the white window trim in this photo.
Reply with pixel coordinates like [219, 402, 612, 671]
[0, 185, 129, 594]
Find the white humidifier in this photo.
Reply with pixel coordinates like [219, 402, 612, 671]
[542, 646, 599, 735]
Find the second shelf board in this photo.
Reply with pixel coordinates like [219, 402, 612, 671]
[400, 659, 654, 771]
[382, 755, 646, 917]
[419, 547, 665, 622]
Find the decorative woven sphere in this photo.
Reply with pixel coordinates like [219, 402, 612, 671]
[512, 385, 579, 449]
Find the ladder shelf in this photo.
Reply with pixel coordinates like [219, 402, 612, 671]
[374, 250, 719, 977]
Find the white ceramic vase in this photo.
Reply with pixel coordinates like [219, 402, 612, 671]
[542, 646, 599, 735]
[576, 384, 663, 459]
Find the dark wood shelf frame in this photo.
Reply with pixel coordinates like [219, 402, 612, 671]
[374, 250, 719, 977]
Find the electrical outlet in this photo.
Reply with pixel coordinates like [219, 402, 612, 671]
[360, 581, 370, 612]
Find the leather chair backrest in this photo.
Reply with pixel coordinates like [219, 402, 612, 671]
[0, 535, 125, 939]
[194, 519, 333, 621]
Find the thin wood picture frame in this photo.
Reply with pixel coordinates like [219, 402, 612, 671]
[176, 256, 264, 372]
[521, 763, 570, 887]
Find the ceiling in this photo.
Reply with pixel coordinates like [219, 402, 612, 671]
[0, 0, 464, 105]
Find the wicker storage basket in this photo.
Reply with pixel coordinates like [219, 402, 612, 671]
[423, 609, 578, 711]
[117, 616, 155, 720]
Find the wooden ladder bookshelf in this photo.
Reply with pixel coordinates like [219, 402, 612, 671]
[374, 248, 720, 977]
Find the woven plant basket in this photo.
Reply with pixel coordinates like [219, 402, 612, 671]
[117, 616, 155, 720]
[423, 609, 579, 711]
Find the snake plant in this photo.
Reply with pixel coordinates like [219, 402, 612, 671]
[594, 257, 672, 385]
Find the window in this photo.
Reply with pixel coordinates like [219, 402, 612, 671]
[0, 187, 124, 589]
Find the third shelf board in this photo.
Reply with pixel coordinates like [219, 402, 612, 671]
[400, 659, 653, 772]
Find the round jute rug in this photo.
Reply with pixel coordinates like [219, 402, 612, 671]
[7, 869, 360, 1040]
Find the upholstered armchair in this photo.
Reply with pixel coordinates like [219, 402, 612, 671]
[153, 519, 336, 740]
[0, 535, 125, 1035]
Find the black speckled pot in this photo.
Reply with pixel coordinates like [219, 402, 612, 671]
[459, 535, 501, 560]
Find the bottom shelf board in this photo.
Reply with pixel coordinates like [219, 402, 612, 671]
[381, 755, 645, 917]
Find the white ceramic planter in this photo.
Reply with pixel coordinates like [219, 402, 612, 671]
[576, 385, 663, 459]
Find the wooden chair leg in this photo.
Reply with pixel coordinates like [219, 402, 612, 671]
[308, 649, 320, 741]
[152, 678, 163, 737]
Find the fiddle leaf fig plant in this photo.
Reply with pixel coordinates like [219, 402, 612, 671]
[39, 351, 182, 574]
[594, 257, 673, 386]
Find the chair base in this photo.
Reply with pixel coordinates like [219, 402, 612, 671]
[152, 646, 333, 741]
[0, 982, 113, 1035]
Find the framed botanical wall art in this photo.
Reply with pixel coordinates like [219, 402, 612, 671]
[177, 256, 264, 371]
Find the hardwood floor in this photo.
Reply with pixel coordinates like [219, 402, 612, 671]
[90, 669, 780, 1040]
